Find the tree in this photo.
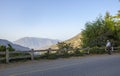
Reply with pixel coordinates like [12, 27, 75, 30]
[81, 16, 108, 47]
[81, 11, 120, 48]
[0, 45, 6, 52]
[7, 44, 15, 51]
[111, 10, 120, 46]
[104, 12, 115, 31]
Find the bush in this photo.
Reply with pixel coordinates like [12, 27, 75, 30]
[9, 53, 30, 57]
[47, 53, 58, 59]
[74, 50, 83, 56]
[42, 53, 58, 59]
[89, 46, 106, 54]
[60, 52, 70, 58]
[0, 45, 6, 52]
[0, 44, 15, 52]
[7, 44, 15, 51]
[116, 46, 120, 53]
[0, 45, 6, 58]
[57, 42, 73, 54]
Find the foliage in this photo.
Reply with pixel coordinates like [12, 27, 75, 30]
[116, 46, 120, 53]
[0, 45, 6, 52]
[81, 17, 107, 47]
[57, 42, 73, 54]
[7, 44, 15, 51]
[42, 52, 58, 59]
[74, 50, 83, 56]
[89, 46, 106, 54]
[60, 52, 71, 58]
[81, 11, 120, 48]
[57, 42, 73, 50]
[0, 44, 15, 52]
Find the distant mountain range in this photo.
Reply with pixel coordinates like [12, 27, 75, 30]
[14, 37, 60, 50]
[0, 34, 81, 51]
[0, 39, 30, 51]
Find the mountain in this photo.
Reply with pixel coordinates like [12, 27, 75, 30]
[65, 33, 82, 47]
[0, 39, 30, 51]
[51, 33, 82, 49]
[14, 37, 60, 50]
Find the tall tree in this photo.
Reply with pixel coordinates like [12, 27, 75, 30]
[81, 11, 120, 48]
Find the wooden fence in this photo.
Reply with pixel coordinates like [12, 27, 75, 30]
[0, 47, 119, 63]
[0, 48, 59, 63]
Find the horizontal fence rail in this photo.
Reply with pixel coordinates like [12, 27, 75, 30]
[0, 47, 119, 63]
[0, 49, 60, 63]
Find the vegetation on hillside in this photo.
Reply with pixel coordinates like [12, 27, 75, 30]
[50, 33, 82, 49]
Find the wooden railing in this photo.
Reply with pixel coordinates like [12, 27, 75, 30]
[0, 48, 59, 63]
[0, 47, 119, 63]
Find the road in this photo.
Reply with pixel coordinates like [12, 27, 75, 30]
[0, 54, 120, 76]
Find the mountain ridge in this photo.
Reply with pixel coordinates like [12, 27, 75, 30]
[14, 37, 60, 50]
[0, 39, 30, 51]
[51, 33, 82, 49]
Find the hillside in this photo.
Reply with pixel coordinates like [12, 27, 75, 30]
[14, 37, 60, 50]
[51, 33, 82, 49]
[0, 39, 30, 51]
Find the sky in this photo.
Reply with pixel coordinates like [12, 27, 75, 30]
[0, 0, 120, 42]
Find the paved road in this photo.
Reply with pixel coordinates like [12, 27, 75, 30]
[0, 54, 120, 76]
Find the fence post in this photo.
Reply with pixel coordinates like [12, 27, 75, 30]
[111, 47, 114, 52]
[6, 49, 9, 63]
[30, 49, 34, 61]
[87, 47, 90, 54]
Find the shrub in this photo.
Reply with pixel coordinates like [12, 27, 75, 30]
[57, 42, 73, 54]
[116, 46, 120, 53]
[89, 46, 106, 54]
[74, 50, 83, 56]
[0, 44, 15, 52]
[42, 52, 58, 59]
[9, 53, 30, 57]
[0, 45, 6, 52]
[61, 52, 70, 58]
[47, 53, 58, 59]
[7, 44, 15, 51]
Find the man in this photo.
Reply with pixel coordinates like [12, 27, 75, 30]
[106, 40, 112, 55]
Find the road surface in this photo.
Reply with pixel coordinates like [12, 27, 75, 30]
[0, 54, 120, 76]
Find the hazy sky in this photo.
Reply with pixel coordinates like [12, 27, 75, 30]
[0, 0, 120, 41]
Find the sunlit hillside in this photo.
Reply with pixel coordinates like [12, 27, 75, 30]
[51, 33, 82, 49]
